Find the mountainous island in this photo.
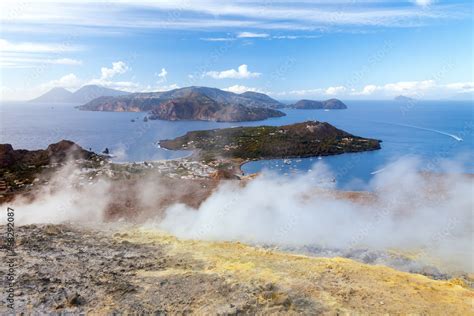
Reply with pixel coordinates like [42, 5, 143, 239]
[30, 85, 129, 103]
[77, 86, 286, 122]
[160, 121, 381, 162]
[288, 99, 347, 110]
[79, 86, 284, 111]
[394, 95, 416, 102]
[148, 93, 284, 122]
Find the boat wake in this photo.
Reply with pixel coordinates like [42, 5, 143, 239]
[379, 122, 463, 142]
[370, 167, 386, 175]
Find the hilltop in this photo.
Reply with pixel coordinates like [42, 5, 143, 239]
[30, 85, 129, 103]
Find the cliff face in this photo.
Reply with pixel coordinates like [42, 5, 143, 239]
[148, 93, 286, 122]
[78, 96, 147, 112]
[291, 99, 347, 109]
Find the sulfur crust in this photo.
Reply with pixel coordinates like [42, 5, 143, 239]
[118, 228, 474, 315]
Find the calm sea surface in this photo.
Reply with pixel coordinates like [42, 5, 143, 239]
[1, 100, 472, 190]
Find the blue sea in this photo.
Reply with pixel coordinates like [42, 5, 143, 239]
[1, 100, 472, 190]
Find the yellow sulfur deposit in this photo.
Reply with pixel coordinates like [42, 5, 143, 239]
[120, 228, 474, 315]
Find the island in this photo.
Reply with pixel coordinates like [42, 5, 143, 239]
[394, 95, 416, 102]
[159, 121, 381, 163]
[77, 86, 286, 122]
[30, 85, 129, 103]
[288, 98, 347, 110]
[148, 93, 285, 122]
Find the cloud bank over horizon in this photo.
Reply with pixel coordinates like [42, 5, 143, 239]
[0, 0, 472, 101]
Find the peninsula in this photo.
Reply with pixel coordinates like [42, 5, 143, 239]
[159, 121, 381, 162]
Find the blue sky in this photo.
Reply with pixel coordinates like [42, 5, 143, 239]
[0, 0, 472, 100]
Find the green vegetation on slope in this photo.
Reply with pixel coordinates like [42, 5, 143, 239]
[160, 121, 381, 162]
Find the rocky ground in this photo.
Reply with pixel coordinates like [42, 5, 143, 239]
[0, 224, 472, 314]
[1, 141, 473, 314]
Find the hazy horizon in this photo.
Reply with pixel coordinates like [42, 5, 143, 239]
[1, 0, 473, 101]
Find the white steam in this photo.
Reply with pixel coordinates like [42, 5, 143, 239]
[155, 157, 473, 272]
[9, 163, 112, 225]
[3, 156, 473, 272]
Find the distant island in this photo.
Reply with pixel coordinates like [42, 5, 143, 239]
[30, 85, 129, 103]
[394, 95, 416, 102]
[78, 86, 286, 122]
[148, 93, 284, 122]
[288, 99, 347, 110]
[160, 121, 381, 162]
[38, 85, 352, 121]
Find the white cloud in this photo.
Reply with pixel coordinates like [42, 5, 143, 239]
[0, 56, 82, 68]
[348, 80, 436, 97]
[100, 61, 129, 80]
[1, 73, 83, 100]
[88, 79, 139, 91]
[354, 84, 378, 96]
[272, 35, 320, 40]
[50, 58, 82, 65]
[325, 86, 346, 95]
[279, 79, 470, 99]
[0, 39, 83, 69]
[383, 80, 436, 94]
[0, 0, 459, 37]
[140, 83, 180, 93]
[350, 80, 474, 98]
[0, 38, 81, 53]
[224, 85, 262, 94]
[201, 34, 320, 42]
[444, 82, 474, 92]
[414, 0, 433, 7]
[276, 88, 323, 97]
[237, 32, 269, 38]
[200, 37, 235, 42]
[40, 73, 82, 90]
[205, 64, 261, 79]
[158, 68, 167, 80]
